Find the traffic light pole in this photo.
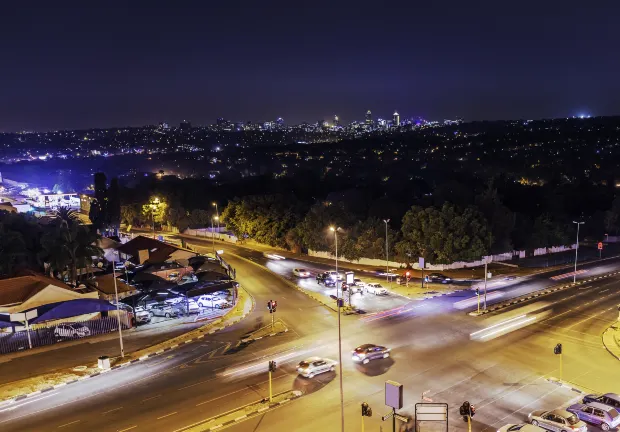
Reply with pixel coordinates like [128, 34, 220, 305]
[269, 369, 273, 402]
[467, 414, 472, 432]
[361, 415, 365, 432]
[560, 352, 563, 381]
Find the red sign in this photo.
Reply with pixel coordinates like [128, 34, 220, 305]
[598, 242, 604, 250]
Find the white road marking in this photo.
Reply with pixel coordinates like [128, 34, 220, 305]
[103, 406, 123, 414]
[141, 394, 161, 402]
[117, 426, 138, 432]
[58, 420, 80, 428]
[157, 411, 177, 420]
[0, 392, 59, 413]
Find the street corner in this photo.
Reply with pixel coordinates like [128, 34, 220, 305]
[602, 323, 620, 361]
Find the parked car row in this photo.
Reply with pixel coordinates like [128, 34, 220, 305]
[497, 393, 620, 432]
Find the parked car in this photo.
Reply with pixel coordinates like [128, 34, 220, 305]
[568, 402, 620, 431]
[366, 283, 388, 295]
[167, 271, 181, 281]
[528, 409, 587, 432]
[149, 304, 180, 318]
[196, 295, 217, 307]
[316, 273, 336, 286]
[293, 268, 311, 278]
[351, 344, 390, 364]
[134, 306, 151, 324]
[296, 357, 337, 378]
[583, 393, 620, 410]
[174, 300, 200, 314]
[212, 299, 232, 309]
[54, 323, 91, 339]
[165, 296, 184, 305]
[425, 273, 452, 284]
[498, 425, 545, 432]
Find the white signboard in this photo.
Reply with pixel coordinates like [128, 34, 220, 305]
[415, 403, 448, 421]
[385, 380, 403, 409]
[10, 309, 37, 322]
[419, 257, 425, 269]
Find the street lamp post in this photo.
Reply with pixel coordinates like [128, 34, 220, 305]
[329, 226, 344, 432]
[112, 252, 124, 358]
[383, 219, 390, 285]
[211, 216, 219, 253]
[150, 197, 160, 239]
[573, 221, 585, 283]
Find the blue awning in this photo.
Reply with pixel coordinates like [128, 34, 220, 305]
[26, 299, 118, 324]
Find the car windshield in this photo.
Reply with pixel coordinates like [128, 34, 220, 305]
[565, 414, 580, 425]
[298, 269, 306, 272]
[299, 361, 310, 368]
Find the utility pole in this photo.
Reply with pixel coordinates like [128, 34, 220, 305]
[573, 221, 584, 283]
[268, 360, 276, 402]
[483, 259, 488, 310]
[330, 226, 345, 432]
[112, 252, 124, 358]
[212, 202, 220, 240]
[384, 219, 390, 286]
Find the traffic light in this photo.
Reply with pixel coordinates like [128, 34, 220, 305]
[460, 401, 474, 421]
[405, 271, 411, 279]
[268, 360, 277, 372]
[361, 402, 372, 417]
[474, 288, 480, 296]
[272, 300, 277, 312]
[554, 343, 562, 355]
[267, 300, 273, 312]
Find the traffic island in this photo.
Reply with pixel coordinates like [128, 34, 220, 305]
[175, 390, 303, 432]
[241, 319, 289, 343]
[602, 323, 620, 360]
[0, 287, 255, 405]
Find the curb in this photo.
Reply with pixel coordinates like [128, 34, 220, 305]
[241, 328, 289, 343]
[0, 289, 255, 407]
[177, 390, 303, 432]
[469, 270, 620, 316]
[545, 378, 587, 395]
[602, 325, 620, 361]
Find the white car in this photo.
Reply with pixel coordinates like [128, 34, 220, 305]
[165, 297, 184, 305]
[175, 300, 200, 314]
[366, 283, 388, 295]
[528, 409, 587, 432]
[54, 323, 91, 339]
[325, 271, 343, 280]
[293, 268, 311, 278]
[296, 357, 337, 378]
[498, 425, 545, 432]
[134, 306, 151, 324]
[212, 298, 232, 309]
[352, 278, 366, 288]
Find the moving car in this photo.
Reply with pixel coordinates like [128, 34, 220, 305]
[296, 357, 337, 378]
[528, 409, 587, 432]
[293, 268, 311, 278]
[425, 273, 452, 284]
[351, 344, 390, 364]
[352, 278, 366, 288]
[149, 304, 180, 318]
[134, 306, 151, 324]
[366, 283, 388, 295]
[325, 271, 343, 280]
[583, 393, 620, 410]
[498, 425, 545, 432]
[568, 402, 620, 431]
[54, 322, 91, 339]
[316, 272, 336, 286]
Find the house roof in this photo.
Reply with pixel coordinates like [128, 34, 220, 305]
[98, 236, 120, 250]
[91, 274, 135, 296]
[117, 236, 178, 263]
[0, 272, 77, 307]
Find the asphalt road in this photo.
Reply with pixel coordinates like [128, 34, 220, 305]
[2, 238, 620, 432]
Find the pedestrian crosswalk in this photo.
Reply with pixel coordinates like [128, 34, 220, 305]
[550, 269, 588, 280]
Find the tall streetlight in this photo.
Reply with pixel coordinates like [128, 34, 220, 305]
[211, 216, 219, 253]
[383, 219, 390, 285]
[149, 197, 160, 239]
[329, 226, 344, 432]
[112, 251, 124, 358]
[212, 202, 220, 237]
[573, 221, 585, 283]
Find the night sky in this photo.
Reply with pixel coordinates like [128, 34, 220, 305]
[1, 1, 619, 131]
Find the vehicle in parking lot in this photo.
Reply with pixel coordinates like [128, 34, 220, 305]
[296, 357, 337, 378]
[425, 273, 452, 283]
[528, 409, 587, 432]
[351, 344, 390, 364]
[196, 295, 217, 307]
[174, 300, 200, 314]
[165, 297, 184, 305]
[134, 306, 151, 324]
[568, 402, 620, 430]
[293, 268, 311, 278]
[149, 304, 180, 318]
[54, 323, 91, 339]
[212, 298, 232, 309]
[583, 393, 620, 410]
[167, 272, 180, 281]
[498, 425, 545, 432]
[366, 283, 388, 295]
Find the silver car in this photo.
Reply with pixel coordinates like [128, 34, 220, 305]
[498, 425, 545, 432]
[296, 357, 337, 378]
[528, 409, 587, 432]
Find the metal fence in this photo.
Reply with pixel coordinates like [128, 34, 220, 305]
[0, 313, 132, 355]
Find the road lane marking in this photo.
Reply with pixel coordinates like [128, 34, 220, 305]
[195, 373, 290, 406]
[58, 420, 81, 428]
[563, 306, 616, 330]
[103, 407, 123, 414]
[141, 394, 161, 402]
[0, 392, 59, 413]
[118, 426, 137, 432]
[157, 411, 178, 420]
[601, 289, 609, 293]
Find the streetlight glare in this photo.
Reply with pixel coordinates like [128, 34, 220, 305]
[329, 226, 335, 232]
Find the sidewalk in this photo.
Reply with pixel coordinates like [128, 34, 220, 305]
[0, 288, 254, 403]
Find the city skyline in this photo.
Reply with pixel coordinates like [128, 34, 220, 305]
[1, 1, 619, 131]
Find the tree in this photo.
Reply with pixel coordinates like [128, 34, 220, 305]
[0, 224, 26, 277]
[142, 198, 168, 229]
[528, 214, 571, 249]
[121, 204, 140, 226]
[90, 172, 108, 231]
[475, 180, 515, 253]
[396, 203, 489, 264]
[107, 177, 121, 235]
[296, 201, 354, 252]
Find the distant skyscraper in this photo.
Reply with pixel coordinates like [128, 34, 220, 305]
[365, 110, 372, 125]
[393, 111, 400, 127]
[333, 115, 339, 127]
[276, 117, 284, 128]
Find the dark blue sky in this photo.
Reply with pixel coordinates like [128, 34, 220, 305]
[1, 1, 619, 131]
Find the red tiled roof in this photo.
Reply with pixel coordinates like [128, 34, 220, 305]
[0, 272, 74, 307]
